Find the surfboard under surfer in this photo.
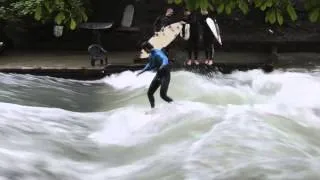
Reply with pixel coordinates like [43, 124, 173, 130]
[137, 41, 173, 109]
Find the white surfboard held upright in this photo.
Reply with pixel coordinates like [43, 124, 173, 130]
[139, 22, 184, 59]
[205, 17, 222, 45]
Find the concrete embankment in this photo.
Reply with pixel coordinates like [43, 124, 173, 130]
[0, 50, 319, 80]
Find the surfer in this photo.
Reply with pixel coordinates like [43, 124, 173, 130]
[200, 10, 215, 64]
[137, 41, 173, 108]
[137, 42, 173, 108]
[153, 8, 175, 58]
[183, 10, 201, 65]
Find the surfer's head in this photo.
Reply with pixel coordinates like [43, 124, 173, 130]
[141, 41, 154, 53]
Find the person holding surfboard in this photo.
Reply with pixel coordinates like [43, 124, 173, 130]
[200, 10, 215, 65]
[183, 10, 201, 65]
[137, 41, 173, 109]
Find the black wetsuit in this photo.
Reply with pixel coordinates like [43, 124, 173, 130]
[183, 12, 201, 60]
[139, 49, 173, 108]
[201, 14, 215, 60]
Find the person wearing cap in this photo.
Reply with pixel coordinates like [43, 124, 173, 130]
[137, 42, 173, 109]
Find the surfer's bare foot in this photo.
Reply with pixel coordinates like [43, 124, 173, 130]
[208, 60, 213, 65]
[194, 60, 199, 65]
[187, 60, 192, 65]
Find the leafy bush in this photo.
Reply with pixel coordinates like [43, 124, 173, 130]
[0, 0, 90, 30]
[169, 0, 320, 25]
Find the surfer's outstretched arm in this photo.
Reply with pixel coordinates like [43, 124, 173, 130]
[137, 63, 151, 76]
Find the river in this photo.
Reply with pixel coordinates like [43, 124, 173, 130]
[0, 68, 320, 180]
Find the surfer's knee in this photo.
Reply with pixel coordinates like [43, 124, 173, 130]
[159, 90, 166, 99]
[160, 90, 172, 101]
[147, 90, 153, 97]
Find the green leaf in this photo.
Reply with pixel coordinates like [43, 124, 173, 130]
[225, 3, 232, 15]
[44, 1, 52, 13]
[55, 0, 61, 5]
[34, 5, 42, 21]
[174, 0, 182, 4]
[309, 8, 319, 22]
[286, 4, 298, 21]
[217, 3, 224, 14]
[167, 0, 174, 4]
[54, 11, 65, 25]
[265, 10, 270, 23]
[81, 10, 88, 22]
[270, 9, 276, 24]
[276, 9, 283, 25]
[238, 0, 249, 14]
[260, 3, 267, 11]
[70, 18, 77, 30]
[199, 0, 205, 10]
[203, 0, 208, 10]
[254, 0, 263, 8]
[208, 3, 214, 11]
[267, 9, 276, 24]
[266, 0, 273, 8]
[195, 0, 201, 9]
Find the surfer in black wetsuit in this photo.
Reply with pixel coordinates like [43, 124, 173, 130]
[153, 8, 175, 57]
[137, 41, 173, 109]
[183, 10, 201, 65]
[200, 10, 215, 64]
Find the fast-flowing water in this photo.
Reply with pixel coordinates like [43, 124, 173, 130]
[1, 68, 320, 180]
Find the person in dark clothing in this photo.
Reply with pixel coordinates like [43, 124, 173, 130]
[137, 42, 173, 109]
[153, 8, 174, 32]
[200, 10, 215, 63]
[183, 10, 201, 64]
[153, 8, 174, 57]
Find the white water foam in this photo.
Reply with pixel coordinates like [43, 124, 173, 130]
[1, 68, 320, 179]
[103, 71, 155, 90]
[88, 100, 217, 147]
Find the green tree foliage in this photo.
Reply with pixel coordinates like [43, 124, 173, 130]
[0, 0, 318, 30]
[169, 0, 320, 25]
[304, 0, 320, 22]
[0, 0, 90, 30]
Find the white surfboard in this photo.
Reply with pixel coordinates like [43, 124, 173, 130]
[139, 21, 184, 59]
[179, 23, 190, 40]
[206, 17, 222, 45]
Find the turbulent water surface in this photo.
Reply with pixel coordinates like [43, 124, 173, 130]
[1, 68, 320, 180]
